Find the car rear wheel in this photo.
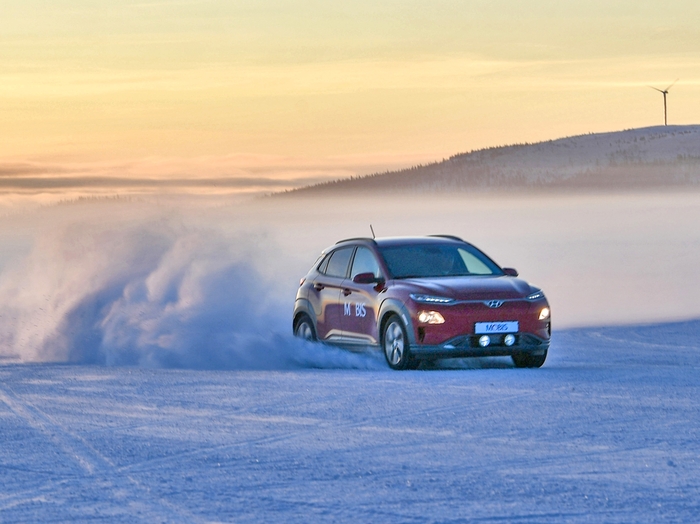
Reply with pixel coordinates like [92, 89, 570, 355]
[382, 315, 415, 370]
[512, 350, 547, 368]
[294, 314, 317, 341]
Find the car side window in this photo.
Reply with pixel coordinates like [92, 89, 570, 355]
[324, 247, 354, 278]
[351, 247, 381, 279]
[317, 253, 331, 274]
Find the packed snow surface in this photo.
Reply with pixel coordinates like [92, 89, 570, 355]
[1, 320, 700, 523]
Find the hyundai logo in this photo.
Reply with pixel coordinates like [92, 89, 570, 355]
[485, 300, 504, 308]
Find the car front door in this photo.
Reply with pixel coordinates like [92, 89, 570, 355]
[340, 246, 383, 347]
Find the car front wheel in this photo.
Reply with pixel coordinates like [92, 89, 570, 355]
[382, 315, 415, 370]
[512, 350, 547, 368]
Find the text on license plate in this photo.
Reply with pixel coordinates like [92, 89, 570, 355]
[474, 321, 519, 334]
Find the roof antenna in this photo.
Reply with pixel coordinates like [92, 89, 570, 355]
[369, 224, 376, 239]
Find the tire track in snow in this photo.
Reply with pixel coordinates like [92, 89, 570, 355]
[0, 479, 72, 513]
[0, 386, 101, 475]
[241, 494, 433, 524]
[587, 331, 700, 351]
[118, 388, 539, 474]
[0, 384, 204, 522]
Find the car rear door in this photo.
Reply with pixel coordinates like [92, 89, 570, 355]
[309, 246, 354, 342]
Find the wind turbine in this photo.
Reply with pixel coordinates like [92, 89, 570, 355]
[649, 79, 678, 126]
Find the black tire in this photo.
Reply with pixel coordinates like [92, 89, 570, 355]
[512, 350, 547, 368]
[294, 314, 317, 341]
[382, 315, 415, 370]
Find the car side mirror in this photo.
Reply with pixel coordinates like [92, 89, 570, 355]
[503, 267, 519, 277]
[353, 272, 383, 285]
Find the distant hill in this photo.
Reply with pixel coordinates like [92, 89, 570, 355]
[279, 125, 700, 195]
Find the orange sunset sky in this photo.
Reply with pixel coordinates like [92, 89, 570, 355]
[2, 0, 700, 195]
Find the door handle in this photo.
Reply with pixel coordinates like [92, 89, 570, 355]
[314, 283, 325, 291]
[343, 288, 352, 296]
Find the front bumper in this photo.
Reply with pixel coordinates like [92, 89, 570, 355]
[410, 332, 549, 359]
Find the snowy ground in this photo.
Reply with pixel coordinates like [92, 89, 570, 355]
[1, 319, 699, 523]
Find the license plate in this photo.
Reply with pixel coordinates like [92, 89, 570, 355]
[474, 321, 519, 334]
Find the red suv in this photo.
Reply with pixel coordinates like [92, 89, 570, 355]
[293, 236, 551, 370]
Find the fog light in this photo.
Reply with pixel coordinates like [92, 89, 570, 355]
[478, 335, 491, 347]
[539, 307, 550, 320]
[504, 334, 516, 346]
[417, 311, 445, 324]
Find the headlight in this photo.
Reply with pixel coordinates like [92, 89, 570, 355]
[410, 294, 455, 304]
[527, 290, 545, 301]
[539, 307, 550, 320]
[418, 311, 446, 324]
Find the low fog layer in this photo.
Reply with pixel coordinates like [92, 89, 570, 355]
[2, 127, 700, 206]
[0, 189, 698, 366]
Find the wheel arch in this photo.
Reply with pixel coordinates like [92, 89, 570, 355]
[292, 298, 316, 334]
[378, 299, 417, 346]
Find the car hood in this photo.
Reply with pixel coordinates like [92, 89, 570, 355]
[395, 276, 534, 301]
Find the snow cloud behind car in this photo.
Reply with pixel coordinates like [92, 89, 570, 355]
[0, 201, 381, 369]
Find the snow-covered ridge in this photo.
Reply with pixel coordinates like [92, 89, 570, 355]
[285, 125, 700, 194]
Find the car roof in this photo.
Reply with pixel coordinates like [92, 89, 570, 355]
[329, 235, 467, 251]
[375, 235, 465, 247]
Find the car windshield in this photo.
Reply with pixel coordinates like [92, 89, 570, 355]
[379, 243, 503, 279]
